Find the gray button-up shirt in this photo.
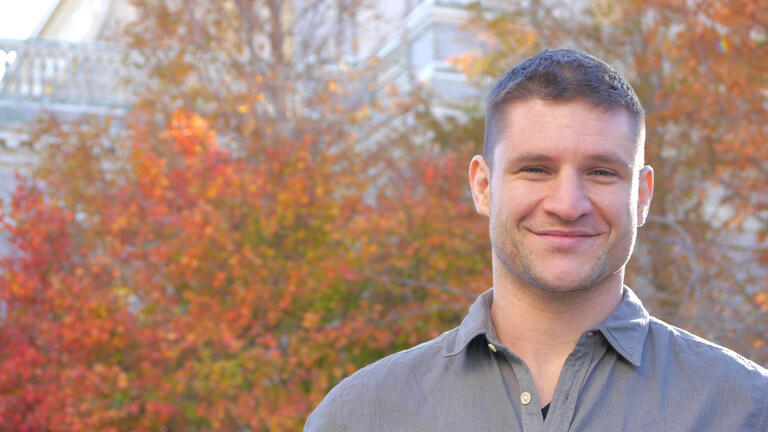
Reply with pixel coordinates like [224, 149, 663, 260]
[305, 287, 768, 431]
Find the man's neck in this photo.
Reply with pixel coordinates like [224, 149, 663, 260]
[489, 273, 624, 406]
[490, 277, 623, 349]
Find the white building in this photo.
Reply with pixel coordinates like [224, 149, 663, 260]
[0, 0, 485, 198]
[0, 0, 138, 198]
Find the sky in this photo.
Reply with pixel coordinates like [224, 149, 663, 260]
[0, 0, 58, 40]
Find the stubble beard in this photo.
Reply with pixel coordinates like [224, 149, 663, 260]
[491, 228, 636, 298]
[494, 245, 608, 296]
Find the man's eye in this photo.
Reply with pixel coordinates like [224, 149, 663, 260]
[591, 169, 615, 177]
[522, 167, 546, 174]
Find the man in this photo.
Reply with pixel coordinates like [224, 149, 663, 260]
[305, 49, 768, 431]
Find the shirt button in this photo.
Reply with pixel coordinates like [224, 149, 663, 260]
[488, 343, 497, 353]
[520, 392, 532, 405]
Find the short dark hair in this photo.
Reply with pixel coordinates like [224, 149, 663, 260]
[483, 48, 645, 165]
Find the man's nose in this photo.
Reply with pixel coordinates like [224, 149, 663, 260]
[541, 171, 592, 221]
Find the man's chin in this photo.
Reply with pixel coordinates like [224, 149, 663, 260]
[524, 269, 607, 295]
[533, 281, 595, 295]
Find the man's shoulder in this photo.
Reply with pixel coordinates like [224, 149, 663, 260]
[333, 327, 456, 395]
[646, 316, 768, 384]
[305, 327, 460, 430]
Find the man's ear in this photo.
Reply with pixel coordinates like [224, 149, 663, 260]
[469, 155, 491, 217]
[637, 165, 654, 226]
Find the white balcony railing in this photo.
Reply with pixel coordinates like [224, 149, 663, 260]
[0, 38, 133, 114]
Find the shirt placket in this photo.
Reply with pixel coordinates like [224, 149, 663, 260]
[498, 349, 545, 432]
[496, 335, 600, 432]
[543, 336, 600, 432]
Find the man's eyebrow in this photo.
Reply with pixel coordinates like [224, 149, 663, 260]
[503, 152, 633, 168]
[504, 153, 557, 166]
[583, 153, 633, 167]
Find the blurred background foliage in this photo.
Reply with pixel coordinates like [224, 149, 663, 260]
[0, 0, 766, 430]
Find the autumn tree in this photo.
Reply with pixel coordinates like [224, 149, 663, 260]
[0, 103, 492, 430]
[0, 1, 491, 430]
[118, 0, 390, 158]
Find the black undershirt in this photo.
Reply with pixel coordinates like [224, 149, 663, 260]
[541, 403, 550, 420]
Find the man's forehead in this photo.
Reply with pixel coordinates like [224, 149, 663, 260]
[504, 99, 633, 127]
[497, 99, 642, 162]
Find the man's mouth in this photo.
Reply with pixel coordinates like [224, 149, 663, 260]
[531, 230, 600, 248]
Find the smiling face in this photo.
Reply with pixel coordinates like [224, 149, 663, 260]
[470, 99, 653, 295]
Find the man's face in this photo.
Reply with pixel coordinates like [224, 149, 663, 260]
[469, 99, 653, 294]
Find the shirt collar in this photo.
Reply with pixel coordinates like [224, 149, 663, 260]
[443, 288, 496, 357]
[593, 286, 650, 366]
[443, 286, 651, 367]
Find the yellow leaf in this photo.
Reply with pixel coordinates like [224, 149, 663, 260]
[755, 292, 768, 311]
[302, 312, 322, 328]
